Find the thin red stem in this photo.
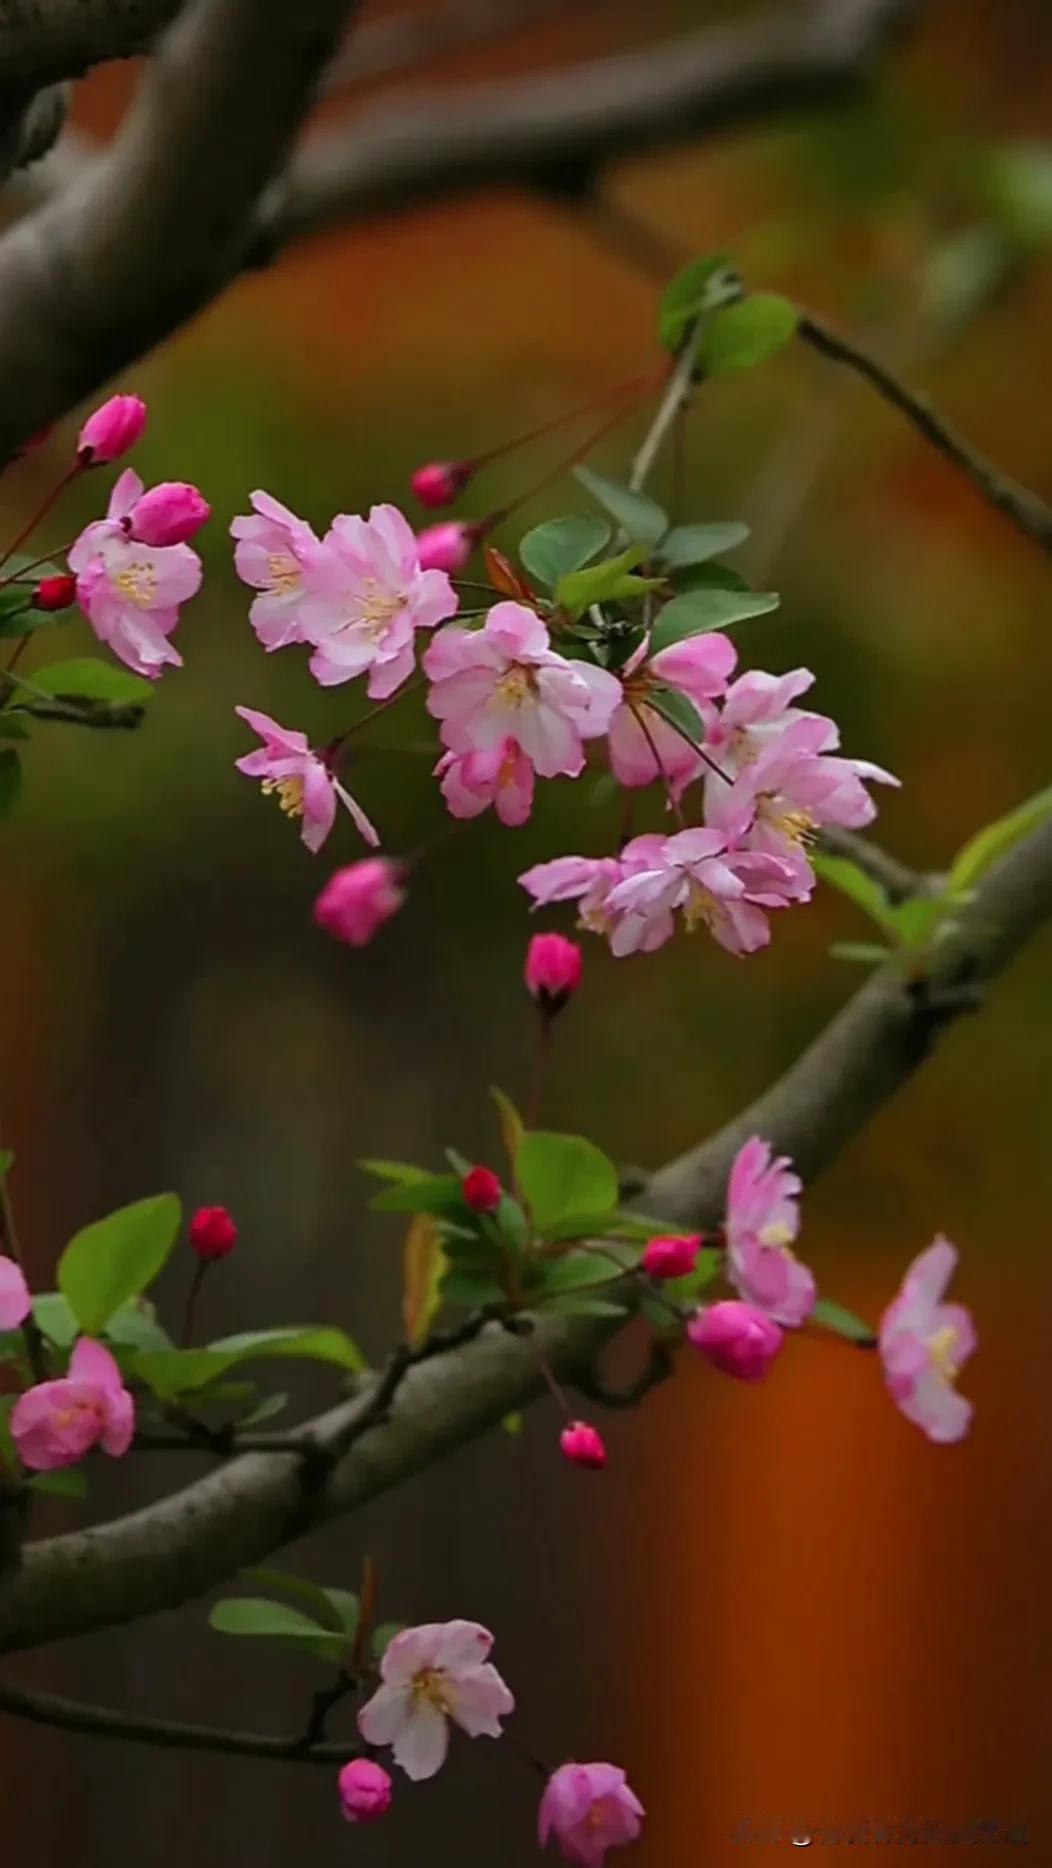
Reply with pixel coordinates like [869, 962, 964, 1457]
[0, 466, 81, 575]
[179, 1260, 209, 1349]
[471, 370, 662, 470]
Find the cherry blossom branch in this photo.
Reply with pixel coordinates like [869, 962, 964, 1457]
[0, 1675, 358, 1764]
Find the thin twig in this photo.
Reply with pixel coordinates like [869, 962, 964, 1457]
[0, 1676, 359, 1764]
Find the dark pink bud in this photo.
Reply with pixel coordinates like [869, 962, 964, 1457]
[525, 933, 582, 1017]
[560, 1419, 606, 1470]
[416, 520, 476, 574]
[128, 481, 210, 546]
[188, 1205, 238, 1261]
[687, 1300, 783, 1382]
[314, 859, 405, 948]
[77, 394, 147, 465]
[642, 1233, 702, 1281]
[32, 573, 77, 612]
[339, 1758, 392, 1824]
[411, 460, 473, 509]
[463, 1165, 503, 1213]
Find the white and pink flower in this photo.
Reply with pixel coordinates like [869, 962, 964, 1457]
[231, 489, 322, 650]
[69, 469, 202, 678]
[601, 828, 802, 957]
[519, 837, 667, 951]
[0, 1259, 30, 1331]
[235, 708, 378, 854]
[706, 714, 898, 875]
[357, 1619, 513, 1781]
[298, 503, 457, 696]
[11, 1338, 134, 1471]
[436, 738, 534, 826]
[539, 1762, 645, 1867]
[607, 631, 736, 794]
[879, 1236, 976, 1443]
[723, 1135, 815, 1327]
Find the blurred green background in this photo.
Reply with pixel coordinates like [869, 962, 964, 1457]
[1, 0, 1051, 1861]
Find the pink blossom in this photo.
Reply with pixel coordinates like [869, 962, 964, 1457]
[11, 1338, 135, 1471]
[518, 838, 667, 950]
[560, 1420, 607, 1470]
[525, 932, 583, 1013]
[357, 1619, 513, 1781]
[338, 1758, 392, 1824]
[128, 481, 210, 547]
[602, 828, 802, 957]
[0, 1259, 30, 1330]
[703, 666, 816, 776]
[411, 461, 472, 508]
[706, 714, 899, 872]
[724, 1136, 814, 1327]
[417, 520, 475, 573]
[68, 469, 202, 678]
[539, 1763, 645, 1867]
[314, 858, 405, 945]
[231, 490, 322, 651]
[235, 708, 378, 854]
[687, 1300, 784, 1381]
[425, 603, 620, 778]
[608, 631, 736, 793]
[879, 1236, 976, 1443]
[436, 738, 534, 826]
[641, 1233, 701, 1280]
[299, 504, 457, 695]
[77, 394, 147, 465]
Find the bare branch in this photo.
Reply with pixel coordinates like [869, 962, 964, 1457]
[0, 2, 183, 92]
[0, 1676, 357, 1763]
[322, 0, 594, 96]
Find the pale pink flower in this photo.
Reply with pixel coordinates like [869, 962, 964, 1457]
[77, 393, 146, 465]
[724, 1136, 814, 1327]
[608, 632, 736, 793]
[879, 1236, 976, 1444]
[417, 520, 475, 572]
[706, 714, 899, 871]
[703, 666, 816, 776]
[128, 481, 210, 547]
[539, 1762, 645, 1867]
[602, 828, 802, 958]
[314, 858, 404, 945]
[11, 1338, 135, 1471]
[338, 1758, 392, 1824]
[299, 503, 457, 696]
[68, 469, 202, 678]
[519, 837, 667, 950]
[357, 1619, 513, 1781]
[235, 708, 378, 854]
[436, 738, 534, 826]
[231, 490, 322, 651]
[687, 1300, 784, 1381]
[425, 603, 620, 779]
[0, 1259, 30, 1330]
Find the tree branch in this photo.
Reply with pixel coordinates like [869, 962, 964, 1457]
[0, 2, 184, 92]
[0, 1675, 357, 1763]
[2, 815, 1051, 1656]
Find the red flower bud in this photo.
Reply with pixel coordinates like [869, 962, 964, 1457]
[525, 933, 582, 1017]
[32, 574, 77, 612]
[77, 394, 147, 465]
[560, 1419, 606, 1470]
[416, 520, 477, 573]
[463, 1166, 503, 1213]
[410, 460, 473, 509]
[188, 1205, 238, 1260]
[641, 1233, 702, 1281]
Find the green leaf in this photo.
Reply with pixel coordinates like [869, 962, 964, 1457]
[370, 1172, 467, 1217]
[0, 589, 38, 638]
[658, 253, 740, 351]
[979, 142, 1052, 248]
[402, 1211, 446, 1348]
[438, 1266, 507, 1308]
[208, 1598, 347, 1662]
[649, 587, 779, 654]
[0, 750, 22, 820]
[371, 1620, 406, 1661]
[135, 1327, 364, 1399]
[0, 717, 30, 741]
[658, 522, 750, 568]
[830, 941, 894, 965]
[27, 1467, 88, 1499]
[811, 1298, 877, 1347]
[573, 466, 668, 548]
[948, 783, 1052, 894]
[647, 687, 705, 750]
[242, 1569, 358, 1637]
[671, 561, 749, 594]
[519, 516, 611, 587]
[490, 1086, 525, 1166]
[58, 1193, 181, 1334]
[359, 1158, 429, 1184]
[812, 851, 899, 934]
[556, 547, 661, 620]
[516, 1131, 619, 1239]
[539, 1295, 628, 1319]
[102, 1300, 172, 1354]
[538, 1252, 623, 1294]
[29, 658, 154, 705]
[32, 1293, 79, 1347]
[237, 1392, 289, 1428]
[699, 294, 799, 375]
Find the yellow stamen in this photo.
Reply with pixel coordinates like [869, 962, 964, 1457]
[758, 1221, 795, 1249]
[760, 798, 815, 845]
[261, 775, 305, 820]
[113, 562, 158, 609]
[410, 1667, 451, 1713]
[266, 552, 300, 595]
[493, 664, 536, 709]
[928, 1324, 960, 1385]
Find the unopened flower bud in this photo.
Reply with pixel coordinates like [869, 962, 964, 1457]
[416, 520, 476, 574]
[338, 1758, 392, 1824]
[641, 1233, 702, 1281]
[128, 481, 210, 546]
[77, 394, 147, 465]
[32, 573, 77, 612]
[525, 933, 582, 1017]
[188, 1205, 238, 1261]
[560, 1419, 606, 1470]
[687, 1300, 783, 1382]
[411, 460, 473, 509]
[314, 859, 405, 948]
[462, 1165, 503, 1213]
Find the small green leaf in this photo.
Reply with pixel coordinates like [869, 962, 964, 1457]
[208, 1598, 347, 1662]
[649, 587, 779, 653]
[0, 717, 30, 741]
[238, 1392, 289, 1428]
[699, 294, 799, 375]
[402, 1211, 446, 1348]
[539, 1295, 628, 1319]
[370, 1172, 467, 1217]
[32, 1293, 79, 1347]
[671, 561, 749, 594]
[0, 590, 38, 638]
[811, 1298, 877, 1346]
[658, 253, 740, 351]
[539, 1252, 623, 1294]
[490, 1086, 525, 1166]
[812, 851, 899, 934]
[0, 750, 22, 820]
[58, 1193, 182, 1335]
[27, 1467, 88, 1499]
[135, 1327, 364, 1398]
[517, 1131, 619, 1239]
[573, 466, 668, 548]
[359, 1159, 429, 1184]
[658, 522, 750, 568]
[829, 941, 894, 965]
[371, 1620, 406, 1661]
[502, 1411, 523, 1436]
[556, 547, 661, 620]
[242, 1569, 357, 1637]
[28, 658, 154, 705]
[438, 1266, 507, 1308]
[948, 783, 1052, 893]
[519, 516, 611, 587]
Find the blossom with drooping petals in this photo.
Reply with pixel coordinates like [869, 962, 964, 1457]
[128, 480, 210, 547]
[32, 574, 76, 612]
[338, 1758, 392, 1824]
[525, 932, 582, 1015]
[0, 1259, 30, 1330]
[411, 461, 473, 508]
[357, 1619, 513, 1781]
[231, 490, 322, 651]
[299, 504, 457, 696]
[879, 1236, 976, 1443]
[417, 520, 476, 573]
[560, 1420, 606, 1470]
[436, 738, 534, 826]
[687, 1300, 784, 1381]
[425, 603, 620, 778]
[723, 1135, 815, 1327]
[462, 1166, 502, 1213]
[539, 1762, 645, 1867]
[518, 838, 667, 952]
[601, 828, 803, 958]
[77, 394, 147, 465]
[702, 666, 816, 777]
[641, 1233, 701, 1281]
[11, 1338, 134, 1471]
[68, 469, 202, 678]
[235, 708, 378, 854]
[188, 1206, 238, 1261]
[607, 631, 736, 794]
[314, 858, 405, 946]
[706, 713, 899, 877]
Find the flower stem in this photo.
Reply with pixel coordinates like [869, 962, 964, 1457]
[179, 1260, 209, 1349]
[0, 466, 81, 576]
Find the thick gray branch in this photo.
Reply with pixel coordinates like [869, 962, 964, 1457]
[2, 815, 1051, 1656]
[0, 2, 182, 90]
